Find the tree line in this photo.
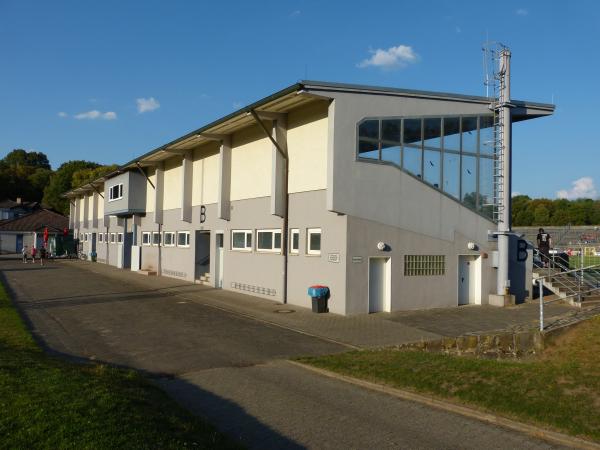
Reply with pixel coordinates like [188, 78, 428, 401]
[512, 195, 600, 226]
[0, 149, 117, 215]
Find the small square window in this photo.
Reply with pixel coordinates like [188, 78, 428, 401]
[163, 231, 175, 247]
[98, 233, 103, 243]
[117, 233, 124, 244]
[109, 233, 116, 244]
[142, 232, 151, 246]
[290, 229, 299, 254]
[152, 232, 161, 246]
[177, 231, 190, 247]
[257, 229, 282, 253]
[307, 228, 321, 255]
[231, 230, 252, 251]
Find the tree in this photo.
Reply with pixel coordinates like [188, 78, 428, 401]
[42, 161, 100, 214]
[71, 164, 118, 188]
[533, 204, 551, 225]
[0, 149, 52, 202]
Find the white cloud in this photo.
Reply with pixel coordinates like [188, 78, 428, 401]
[58, 112, 68, 118]
[556, 177, 598, 200]
[136, 97, 160, 113]
[357, 45, 419, 69]
[516, 8, 528, 16]
[74, 110, 117, 120]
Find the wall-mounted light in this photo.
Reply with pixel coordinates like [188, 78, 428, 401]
[467, 242, 478, 251]
[377, 241, 386, 251]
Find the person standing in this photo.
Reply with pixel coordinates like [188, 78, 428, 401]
[31, 246, 37, 263]
[537, 228, 552, 267]
[39, 246, 46, 267]
[21, 245, 28, 263]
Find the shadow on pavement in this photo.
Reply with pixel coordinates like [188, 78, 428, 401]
[0, 270, 304, 450]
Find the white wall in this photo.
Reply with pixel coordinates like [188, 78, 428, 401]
[230, 126, 271, 201]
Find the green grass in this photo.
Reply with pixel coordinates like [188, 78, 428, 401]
[569, 255, 600, 269]
[0, 281, 240, 449]
[298, 318, 600, 442]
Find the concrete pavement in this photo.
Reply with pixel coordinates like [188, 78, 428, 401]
[0, 258, 567, 449]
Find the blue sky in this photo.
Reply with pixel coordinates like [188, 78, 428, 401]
[1, 0, 598, 199]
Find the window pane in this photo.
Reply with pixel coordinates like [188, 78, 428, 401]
[423, 118, 441, 149]
[403, 146, 422, 178]
[258, 232, 272, 250]
[479, 156, 495, 219]
[382, 119, 401, 142]
[461, 155, 477, 208]
[292, 231, 299, 250]
[403, 119, 421, 146]
[423, 149, 440, 188]
[381, 142, 401, 165]
[178, 233, 188, 246]
[443, 117, 460, 151]
[358, 140, 379, 160]
[274, 232, 281, 250]
[358, 120, 379, 139]
[479, 115, 495, 155]
[246, 232, 252, 247]
[232, 232, 245, 248]
[461, 117, 478, 153]
[443, 153, 460, 198]
[309, 232, 321, 251]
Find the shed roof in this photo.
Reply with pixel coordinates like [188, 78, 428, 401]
[0, 209, 68, 232]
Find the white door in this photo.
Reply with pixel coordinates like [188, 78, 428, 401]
[215, 233, 224, 288]
[369, 257, 391, 313]
[458, 255, 480, 305]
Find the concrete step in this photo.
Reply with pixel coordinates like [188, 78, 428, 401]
[137, 270, 157, 276]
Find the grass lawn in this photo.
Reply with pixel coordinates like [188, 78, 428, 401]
[0, 280, 240, 449]
[298, 317, 600, 442]
[569, 254, 600, 269]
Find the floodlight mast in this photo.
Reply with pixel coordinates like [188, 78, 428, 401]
[497, 47, 512, 295]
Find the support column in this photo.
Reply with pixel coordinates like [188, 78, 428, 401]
[83, 194, 89, 229]
[69, 201, 75, 229]
[74, 197, 80, 230]
[181, 150, 193, 222]
[154, 162, 164, 225]
[217, 136, 232, 220]
[271, 117, 288, 217]
[92, 192, 99, 228]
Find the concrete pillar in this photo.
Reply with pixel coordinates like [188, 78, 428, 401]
[181, 150, 193, 223]
[271, 117, 288, 217]
[69, 201, 75, 229]
[218, 136, 232, 220]
[73, 197, 79, 230]
[92, 192, 99, 228]
[83, 194, 89, 229]
[154, 162, 164, 225]
[326, 99, 337, 212]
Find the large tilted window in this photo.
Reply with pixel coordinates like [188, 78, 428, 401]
[357, 115, 496, 220]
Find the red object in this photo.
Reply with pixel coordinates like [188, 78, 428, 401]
[63, 227, 69, 237]
[310, 285, 327, 289]
[43, 227, 49, 243]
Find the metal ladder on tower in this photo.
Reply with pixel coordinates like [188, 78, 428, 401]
[483, 43, 508, 222]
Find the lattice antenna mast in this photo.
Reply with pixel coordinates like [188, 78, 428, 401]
[483, 42, 513, 296]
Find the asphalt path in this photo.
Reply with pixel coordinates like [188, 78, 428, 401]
[0, 259, 566, 449]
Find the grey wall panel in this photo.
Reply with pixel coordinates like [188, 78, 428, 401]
[325, 92, 495, 246]
[345, 215, 496, 314]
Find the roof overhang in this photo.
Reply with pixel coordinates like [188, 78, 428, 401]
[62, 80, 555, 197]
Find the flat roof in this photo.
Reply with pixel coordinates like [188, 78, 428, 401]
[64, 80, 555, 197]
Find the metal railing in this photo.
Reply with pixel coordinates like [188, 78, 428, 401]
[535, 262, 600, 330]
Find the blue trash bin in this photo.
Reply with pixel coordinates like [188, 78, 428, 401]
[308, 285, 329, 313]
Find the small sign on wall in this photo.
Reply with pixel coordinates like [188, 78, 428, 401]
[352, 256, 363, 263]
[328, 253, 340, 263]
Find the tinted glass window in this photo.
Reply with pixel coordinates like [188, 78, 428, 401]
[404, 146, 422, 177]
[443, 152, 460, 198]
[423, 118, 441, 149]
[358, 140, 379, 159]
[381, 143, 401, 166]
[382, 119, 401, 142]
[424, 149, 440, 188]
[461, 155, 477, 208]
[359, 120, 379, 139]
[461, 117, 478, 153]
[403, 119, 422, 146]
[443, 117, 460, 151]
[479, 115, 495, 155]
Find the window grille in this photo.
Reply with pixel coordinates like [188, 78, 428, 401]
[404, 255, 445, 276]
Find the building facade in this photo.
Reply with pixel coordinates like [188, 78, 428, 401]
[65, 81, 553, 315]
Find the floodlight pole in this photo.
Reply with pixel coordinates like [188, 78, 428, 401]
[497, 48, 512, 296]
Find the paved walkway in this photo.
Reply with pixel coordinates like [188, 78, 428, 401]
[0, 258, 568, 449]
